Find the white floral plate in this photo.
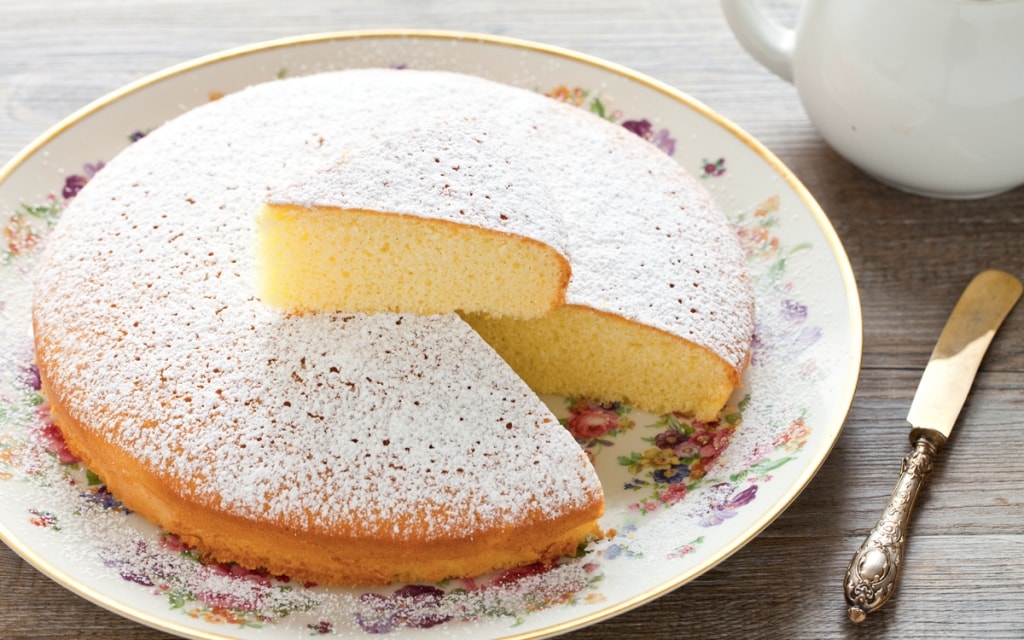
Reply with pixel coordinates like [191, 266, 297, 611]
[0, 31, 861, 640]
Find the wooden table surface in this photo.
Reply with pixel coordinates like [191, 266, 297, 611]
[2, 1, 1022, 638]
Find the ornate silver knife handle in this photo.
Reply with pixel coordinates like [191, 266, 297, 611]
[844, 270, 1022, 623]
[843, 436, 939, 623]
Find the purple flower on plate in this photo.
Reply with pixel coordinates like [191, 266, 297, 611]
[653, 464, 690, 484]
[81, 485, 132, 513]
[622, 118, 677, 155]
[649, 128, 676, 155]
[622, 118, 653, 138]
[654, 429, 685, 450]
[22, 363, 41, 391]
[60, 162, 105, 199]
[782, 298, 808, 323]
[700, 483, 758, 527]
[700, 157, 726, 178]
[355, 584, 453, 634]
[307, 620, 334, 634]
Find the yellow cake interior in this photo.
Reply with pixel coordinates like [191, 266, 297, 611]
[256, 205, 570, 319]
[463, 305, 739, 421]
[256, 202, 741, 421]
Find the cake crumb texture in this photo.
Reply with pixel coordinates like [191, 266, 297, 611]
[258, 119, 571, 319]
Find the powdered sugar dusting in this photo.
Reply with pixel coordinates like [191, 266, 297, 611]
[32, 69, 606, 539]
[270, 116, 569, 257]
[264, 70, 752, 372]
[525, 101, 753, 369]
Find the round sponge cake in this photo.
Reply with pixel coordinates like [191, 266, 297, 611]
[32, 69, 606, 585]
[32, 68, 753, 585]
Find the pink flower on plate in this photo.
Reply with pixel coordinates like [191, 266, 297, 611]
[658, 482, 688, 504]
[693, 422, 732, 459]
[773, 417, 810, 452]
[36, 423, 80, 464]
[28, 508, 60, 530]
[158, 533, 195, 554]
[700, 157, 726, 178]
[187, 563, 279, 615]
[565, 405, 619, 441]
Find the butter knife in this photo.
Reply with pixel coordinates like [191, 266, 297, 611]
[844, 269, 1023, 623]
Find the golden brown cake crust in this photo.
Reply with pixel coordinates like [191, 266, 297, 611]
[39, 368, 602, 584]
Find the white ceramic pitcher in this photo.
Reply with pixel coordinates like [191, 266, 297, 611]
[720, 0, 1024, 199]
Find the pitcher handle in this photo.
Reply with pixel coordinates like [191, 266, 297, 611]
[720, 0, 796, 83]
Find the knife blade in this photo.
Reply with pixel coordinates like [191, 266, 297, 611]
[844, 269, 1023, 623]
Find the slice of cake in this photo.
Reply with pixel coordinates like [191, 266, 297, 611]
[464, 305, 740, 420]
[465, 99, 753, 420]
[256, 118, 571, 319]
[256, 73, 753, 420]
